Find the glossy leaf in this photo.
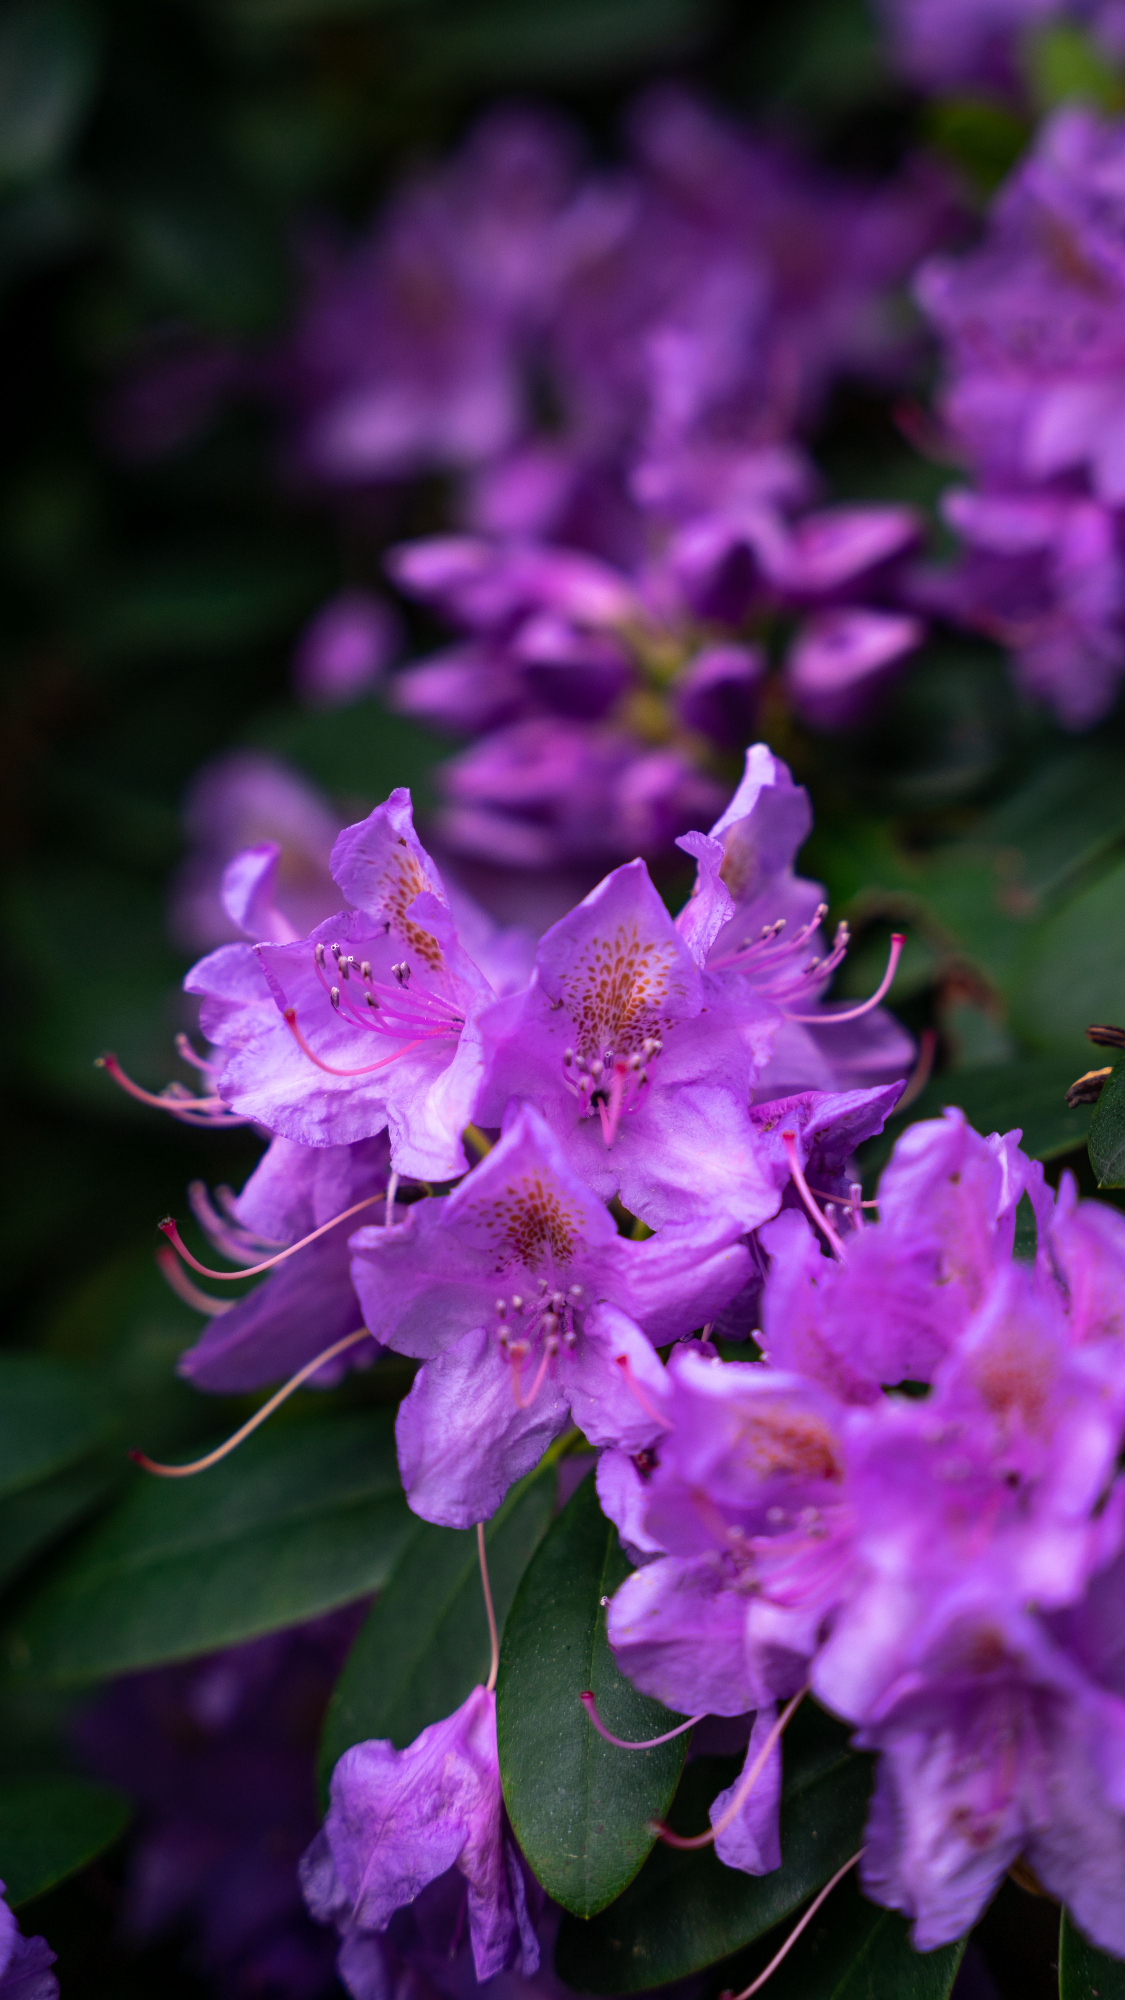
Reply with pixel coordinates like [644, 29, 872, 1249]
[3, 1411, 412, 1683]
[0, 1776, 130, 1907]
[1059, 1909, 1125, 1998]
[1088, 1062, 1125, 1188]
[556, 1705, 872, 1991]
[0, 1459, 115, 1597]
[0, 1356, 114, 1504]
[863, 1053, 1092, 1182]
[497, 1472, 687, 1920]
[1013, 858, 1125, 1056]
[752, 1870, 965, 1999]
[320, 1459, 555, 1788]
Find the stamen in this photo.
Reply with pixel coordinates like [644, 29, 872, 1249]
[187, 1180, 281, 1263]
[477, 1523, 500, 1693]
[651, 1688, 806, 1849]
[158, 1194, 383, 1281]
[580, 1691, 704, 1749]
[512, 1343, 553, 1409]
[129, 1327, 374, 1477]
[156, 1246, 235, 1316]
[385, 1171, 399, 1230]
[719, 1849, 863, 1999]
[614, 1352, 672, 1430]
[781, 1134, 847, 1259]
[95, 1053, 249, 1127]
[784, 933, 904, 1025]
[282, 1007, 431, 1077]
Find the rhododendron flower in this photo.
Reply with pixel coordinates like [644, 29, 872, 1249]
[475, 857, 779, 1231]
[176, 1135, 390, 1394]
[350, 1102, 750, 1525]
[185, 790, 508, 1178]
[0, 1893, 57, 2000]
[301, 1686, 538, 1989]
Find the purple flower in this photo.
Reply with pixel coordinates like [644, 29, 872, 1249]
[676, 745, 915, 1096]
[185, 790, 507, 1177]
[302, 1685, 539, 1986]
[349, 1101, 749, 1525]
[475, 857, 779, 1231]
[292, 589, 402, 709]
[75, 1614, 361, 1999]
[603, 1346, 856, 1718]
[0, 1895, 57, 2000]
[176, 1133, 390, 1394]
[785, 608, 924, 731]
[170, 753, 342, 952]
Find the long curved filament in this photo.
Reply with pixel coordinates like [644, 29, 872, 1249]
[720, 1849, 863, 1999]
[159, 1194, 383, 1281]
[130, 1327, 374, 1477]
[580, 1691, 704, 1749]
[651, 1688, 806, 1849]
[784, 934, 904, 1025]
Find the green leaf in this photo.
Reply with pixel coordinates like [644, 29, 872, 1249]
[556, 1705, 872, 1991]
[0, 1775, 130, 1907]
[252, 698, 445, 814]
[497, 1472, 687, 1920]
[0, 1356, 113, 1503]
[1059, 1909, 1125, 1998]
[0, 1458, 115, 1597]
[0, 2, 99, 190]
[1088, 1061, 1125, 1188]
[1012, 858, 1125, 1057]
[320, 1460, 555, 1789]
[412, 0, 716, 86]
[744, 1870, 965, 1999]
[861, 1053, 1093, 1185]
[3, 1410, 413, 1684]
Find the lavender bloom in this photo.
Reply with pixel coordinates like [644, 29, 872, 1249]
[292, 590, 402, 709]
[915, 108, 1125, 725]
[170, 753, 342, 953]
[0, 1895, 57, 2000]
[676, 745, 915, 1096]
[474, 857, 780, 1232]
[302, 1685, 539, 1987]
[74, 1614, 361, 1999]
[185, 790, 509, 1176]
[176, 1133, 390, 1394]
[349, 1100, 749, 1526]
[878, 0, 1125, 94]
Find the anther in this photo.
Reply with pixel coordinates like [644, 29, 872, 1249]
[510, 1295, 523, 1311]
[315, 943, 326, 966]
[569, 1284, 584, 1299]
[392, 961, 411, 985]
[330, 986, 341, 1008]
[563, 1048, 574, 1067]
[364, 991, 379, 1008]
[543, 1313, 559, 1338]
[495, 1299, 507, 1315]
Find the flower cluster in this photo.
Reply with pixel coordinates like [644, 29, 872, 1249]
[877, 0, 1125, 96]
[114, 734, 1125, 1991]
[271, 90, 953, 833]
[915, 105, 1125, 726]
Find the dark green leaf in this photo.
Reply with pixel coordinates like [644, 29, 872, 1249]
[320, 1460, 555, 1789]
[413, 0, 716, 86]
[3, 1411, 412, 1683]
[982, 745, 1125, 906]
[1089, 1061, 1125, 1188]
[0, 1356, 114, 1503]
[0, 1458, 115, 1597]
[1012, 859, 1125, 1056]
[0, 2, 99, 189]
[862, 1054, 1092, 1185]
[556, 1705, 872, 1991]
[1059, 1909, 1125, 1998]
[252, 698, 445, 814]
[497, 1472, 687, 1920]
[0, 1775, 130, 1907]
[744, 1870, 965, 1999]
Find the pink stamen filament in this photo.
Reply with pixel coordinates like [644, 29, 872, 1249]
[512, 1342, 554, 1409]
[721, 1849, 864, 1999]
[312, 950, 463, 1035]
[156, 1246, 234, 1317]
[807, 1188, 878, 1209]
[159, 1193, 383, 1281]
[580, 1691, 704, 1749]
[614, 1352, 673, 1430]
[130, 1327, 374, 1477]
[708, 908, 829, 977]
[95, 1054, 249, 1126]
[477, 1523, 500, 1693]
[188, 1179, 282, 1263]
[283, 1007, 432, 1078]
[781, 1133, 847, 1260]
[652, 1688, 806, 1849]
[784, 933, 904, 1025]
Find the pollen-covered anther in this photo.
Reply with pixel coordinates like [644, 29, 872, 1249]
[314, 942, 326, 967]
[360, 960, 372, 980]
[392, 961, 411, 985]
[330, 986, 341, 1009]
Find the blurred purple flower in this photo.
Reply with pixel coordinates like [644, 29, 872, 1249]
[293, 591, 402, 709]
[0, 1893, 57, 2000]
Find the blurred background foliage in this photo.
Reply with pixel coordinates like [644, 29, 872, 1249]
[3, 0, 1125, 1992]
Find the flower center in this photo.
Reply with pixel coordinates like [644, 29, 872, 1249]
[494, 1277, 585, 1407]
